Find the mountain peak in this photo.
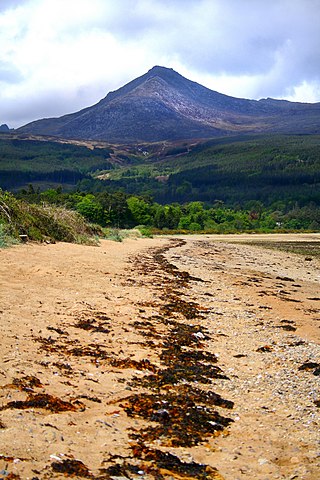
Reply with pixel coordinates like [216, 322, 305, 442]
[17, 67, 320, 142]
[148, 65, 174, 74]
[147, 65, 177, 77]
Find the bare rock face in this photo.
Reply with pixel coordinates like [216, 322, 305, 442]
[0, 124, 10, 132]
[17, 66, 320, 142]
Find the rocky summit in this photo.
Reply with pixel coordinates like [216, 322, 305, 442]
[18, 66, 320, 142]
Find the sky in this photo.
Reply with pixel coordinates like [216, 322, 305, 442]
[1, 0, 320, 128]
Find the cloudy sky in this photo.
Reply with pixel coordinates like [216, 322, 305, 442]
[1, 0, 320, 128]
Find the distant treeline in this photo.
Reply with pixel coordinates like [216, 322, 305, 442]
[17, 186, 320, 232]
[0, 138, 114, 189]
[86, 134, 320, 208]
[1, 134, 320, 233]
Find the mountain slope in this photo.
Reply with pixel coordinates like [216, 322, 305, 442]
[18, 66, 320, 142]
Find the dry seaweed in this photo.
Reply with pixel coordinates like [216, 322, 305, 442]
[101, 446, 223, 480]
[0, 393, 85, 413]
[10, 375, 43, 392]
[100, 461, 142, 478]
[51, 458, 92, 477]
[160, 345, 218, 365]
[257, 345, 273, 353]
[276, 324, 297, 332]
[161, 298, 205, 320]
[133, 361, 227, 389]
[0, 455, 15, 461]
[74, 317, 110, 334]
[131, 444, 223, 479]
[53, 362, 73, 373]
[78, 395, 102, 403]
[124, 241, 233, 453]
[47, 326, 66, 335]
[298, 362, 320, 371]
[36, 334, 110, 361]
[175, 385, 234, 409]
[121, 388, 233, 447]
[68, 344, 110, 360]
[110, 358, 158, 372]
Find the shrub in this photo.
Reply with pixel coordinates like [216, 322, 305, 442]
[103, 228, 124, 242]
[0, 223, 19, 248]
[0, 189, 100, 245]
[134, 225, 153, 238]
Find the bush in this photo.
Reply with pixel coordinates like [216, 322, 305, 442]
[103, 228, 147, 242]
[103, 228, 124, 242]
[0, 189, 100, 245]
[134, 225, 153, 238]
[0, 223, 19, 248]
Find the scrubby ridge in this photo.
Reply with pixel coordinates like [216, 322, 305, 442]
[0, 189, 100, 246]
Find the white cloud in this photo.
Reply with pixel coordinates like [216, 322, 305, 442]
[285, 81, 320, 103]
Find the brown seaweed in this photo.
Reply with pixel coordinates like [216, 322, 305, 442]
[51, 458, 92, 477]
[131, 444, 224, 479]
[74, 317, 110, 334]
[110, 357, 158, 372]
[123, 391, 232, 447]
[0, 393, 85, 413]
[9, 376, 43, 392]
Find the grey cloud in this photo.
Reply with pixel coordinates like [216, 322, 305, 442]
[0, 62, 23, 84]
[0, 0, 26, 12]
[177, 1, 313, 71]
[147, 0, 320, 99]
[1, 84, 111, 128]
[1, 0, 320, 128]
[99, 0, 319, 92]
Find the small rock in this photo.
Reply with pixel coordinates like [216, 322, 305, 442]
[290, 456, 299, 464]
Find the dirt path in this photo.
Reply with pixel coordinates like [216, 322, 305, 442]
[0, 234, 319, 479]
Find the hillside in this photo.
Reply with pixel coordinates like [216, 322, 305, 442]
[0, 136, 115, 190]
[88, 134, 320, 207]
[1, 133, 320, 213]
[17, 66, 320, 142]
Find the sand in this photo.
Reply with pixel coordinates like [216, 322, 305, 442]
[0, 233, 319, 479]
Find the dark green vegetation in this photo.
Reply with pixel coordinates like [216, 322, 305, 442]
[1, 133, 319, 236]
[0, 136, 114, 190]
[12, 187, 320, 233]
[98, 134, 320, 208]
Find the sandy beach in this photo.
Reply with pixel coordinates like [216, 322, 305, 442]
[0, 234, 319, 479]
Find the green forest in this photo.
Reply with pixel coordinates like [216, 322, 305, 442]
[15, 186, 320, 233]
[0, 137, 114, 189]
[91, 134, 320, 208]
[0, 133, 319, 236]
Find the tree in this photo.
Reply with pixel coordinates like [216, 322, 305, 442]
[154, 205, 167, 229]
[76, 194, 104, 224]
[127, 197, 152, 226]
[97, 192, 132, 228]
[164, 205, 181, 229]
